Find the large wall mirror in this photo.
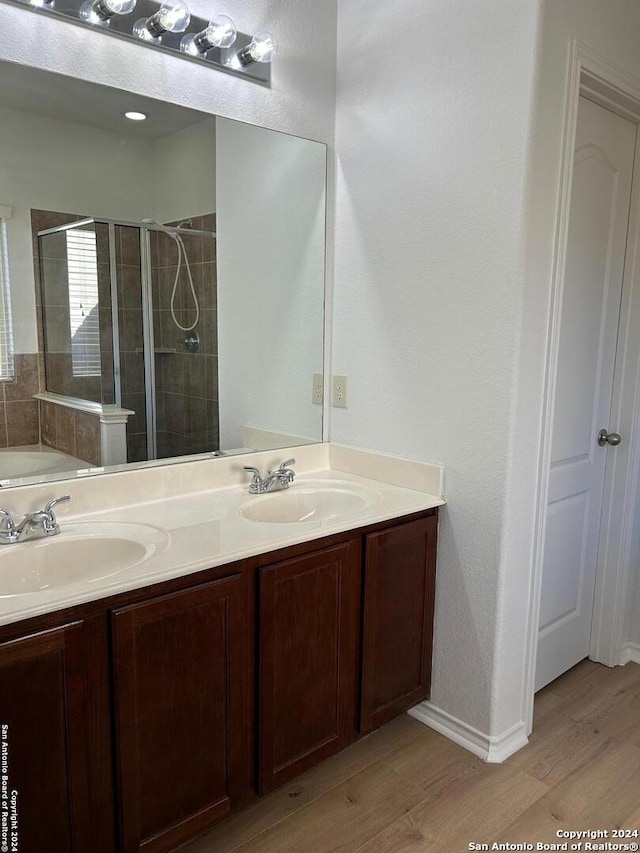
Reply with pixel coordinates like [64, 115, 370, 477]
[0, 60, 326, 488]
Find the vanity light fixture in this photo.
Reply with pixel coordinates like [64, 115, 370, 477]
[10, 0, 275, 84]
[133, 0, 190, 42]
[180, 14, 237, 56]
[236, 31, 277, 66]
[80, 0, 135, 24]
[124, 110, 148, 120]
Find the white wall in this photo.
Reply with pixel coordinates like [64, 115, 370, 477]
[0, 105, 155, 353]
[332, 0, 542, 737]
[332, 0, 640, 743]
[518, 0, 640, 661]
[216, 118, 326, 448]
[154, 118, 216, 224]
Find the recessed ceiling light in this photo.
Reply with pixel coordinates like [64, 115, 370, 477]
[124, 111, 148, 121]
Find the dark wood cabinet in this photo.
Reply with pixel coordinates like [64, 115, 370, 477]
[0, 622, 92, 853]
[258, 540, 361, 792]
[0, 507, 438, 853]
[111, 574, 247, 853]
[360, 516, 437, 733]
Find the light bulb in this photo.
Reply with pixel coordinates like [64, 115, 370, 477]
[237, 31, 277, 66]
[134, 0, 190, 42]
[80, 0, 136, 23]
[180, 14, 237, 56]
[156, 0, 189, 31]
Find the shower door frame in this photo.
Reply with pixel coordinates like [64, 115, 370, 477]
[107, 222, 123, 409]
[139, 227, 157, 460]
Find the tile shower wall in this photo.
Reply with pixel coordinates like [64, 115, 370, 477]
[39, 397, 101, 466]
[151, 214, 219, 459]
[0, 354, 101, 465]
[0, 353, 40, 447]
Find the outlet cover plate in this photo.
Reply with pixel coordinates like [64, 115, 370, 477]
[332, 375, 348, 409]
[312, 373, 324, 406]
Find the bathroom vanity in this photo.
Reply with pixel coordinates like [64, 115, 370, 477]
[0, 445, 443, 853]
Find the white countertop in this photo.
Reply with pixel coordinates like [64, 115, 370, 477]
[0, 444, 444, 628]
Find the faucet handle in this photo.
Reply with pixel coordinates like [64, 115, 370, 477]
[276, 459, 296, 485]
[44, 495, 71, 515]
[39, 495, 70, 536]
[243, 466, 262, 482]
[243, 466, 265, 494]
[0, 509, 18, 544]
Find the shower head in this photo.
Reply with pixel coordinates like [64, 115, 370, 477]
[142, 217, 192, 231]
[142, 217, 180, 242]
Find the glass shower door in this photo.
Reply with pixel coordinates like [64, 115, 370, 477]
[149, 220, 220, 460]
[39, 218, 221, 465]
[112, 223, 148, 463]
[39, 218, 115, 407]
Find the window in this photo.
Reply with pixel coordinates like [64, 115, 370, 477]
[66, 228, 101, 377]
[0, 211, 14, 381]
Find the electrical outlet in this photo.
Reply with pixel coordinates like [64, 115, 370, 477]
[332, 375, 348, 408]
[312, 373, 324, 405]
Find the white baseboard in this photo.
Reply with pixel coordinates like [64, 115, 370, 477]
[620, 642, 640, 665]
[408, 701, 529, 764]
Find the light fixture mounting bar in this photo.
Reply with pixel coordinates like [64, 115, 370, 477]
[3, 0, 272, 84]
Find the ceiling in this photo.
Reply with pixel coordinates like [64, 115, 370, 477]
[0, 59, 208, 140]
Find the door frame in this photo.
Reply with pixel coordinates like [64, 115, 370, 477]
[524, 40, 640, 732]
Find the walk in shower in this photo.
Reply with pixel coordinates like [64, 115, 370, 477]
[37, 215, 219, 463]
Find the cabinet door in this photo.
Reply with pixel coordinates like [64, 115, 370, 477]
[0, 623, 91, 853]
[259, 541, 361, 793]
[112, 574, 246, 853]
[361, 515, 437, 733]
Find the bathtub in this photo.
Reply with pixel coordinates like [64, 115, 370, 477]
[0, 445, 88, 483]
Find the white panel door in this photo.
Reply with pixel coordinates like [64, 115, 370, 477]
[535, 97, 636, 691]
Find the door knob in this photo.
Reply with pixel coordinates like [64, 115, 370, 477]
[597, 429, 622, 447]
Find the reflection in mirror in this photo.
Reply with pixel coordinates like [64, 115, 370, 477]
[38, 216, 218, 463]
[0, 60, 326, 488]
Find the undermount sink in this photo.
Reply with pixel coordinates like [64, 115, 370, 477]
[0, 522, 169, 596]
[239, 482, 375, 524]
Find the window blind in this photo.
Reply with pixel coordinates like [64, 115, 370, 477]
[66, 228, 101, 377]
[0, 218, 14, 381]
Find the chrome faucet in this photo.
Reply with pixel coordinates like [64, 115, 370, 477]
[0, 495, 71, 545]
[243, 459, 296, 494]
